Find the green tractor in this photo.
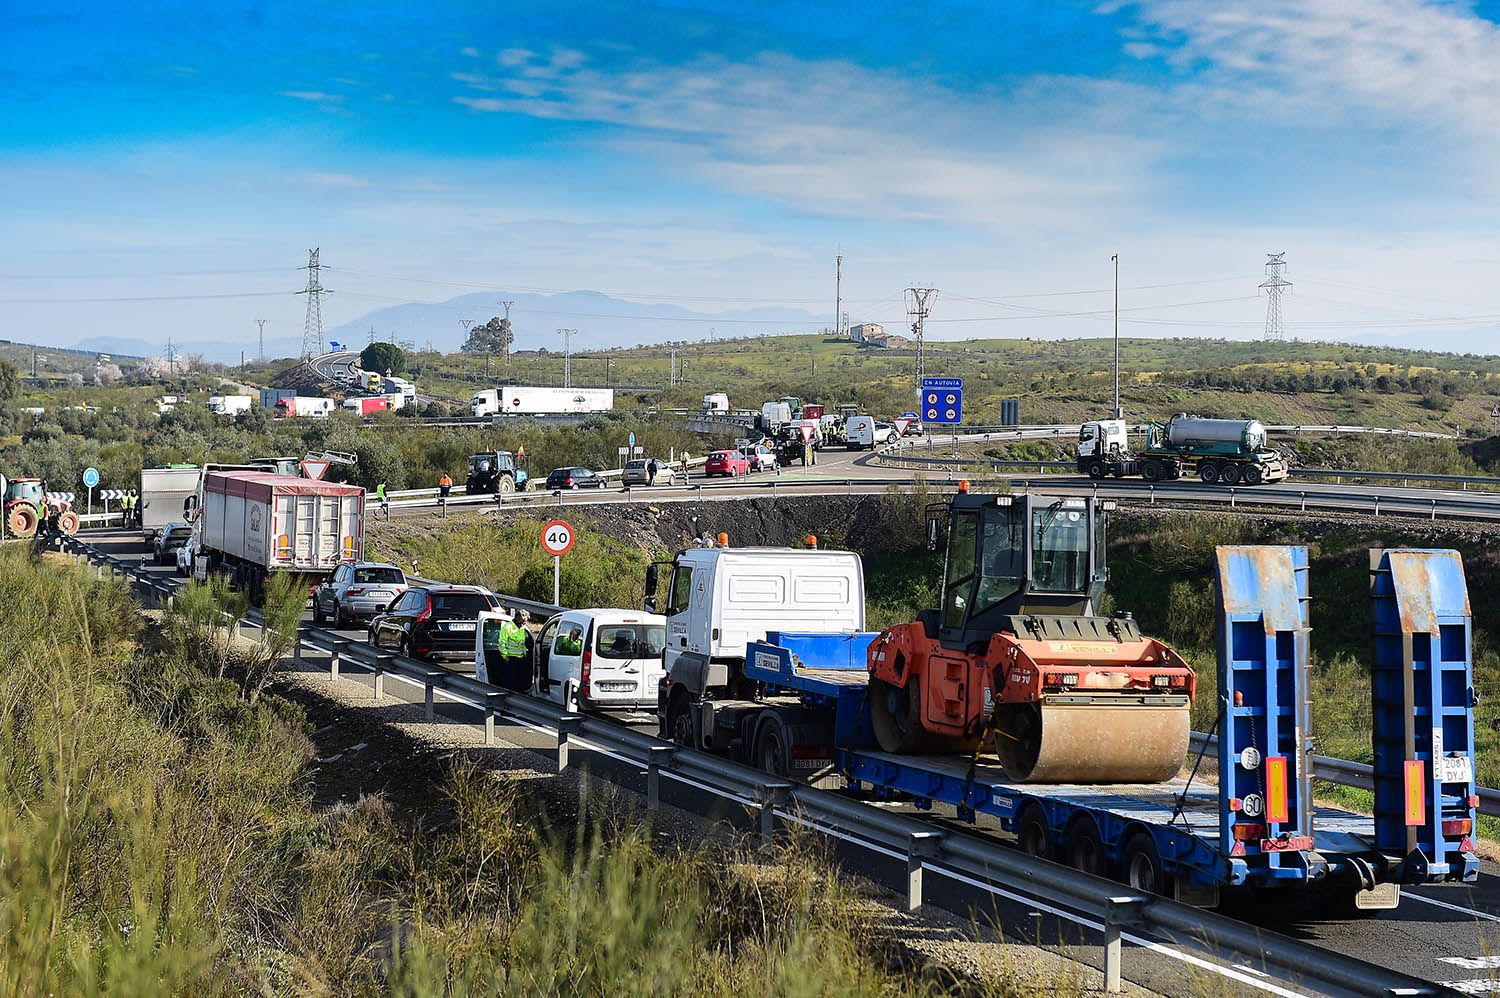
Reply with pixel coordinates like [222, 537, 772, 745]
[465, 451, 529, 494]
[4, 478, 79, 537]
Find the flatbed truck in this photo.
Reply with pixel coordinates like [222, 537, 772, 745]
[656, 541, 1478, 911]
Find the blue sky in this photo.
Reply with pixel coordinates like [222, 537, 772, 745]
[3, 0, 1500, 354]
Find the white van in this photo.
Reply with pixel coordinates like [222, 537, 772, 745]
[845, 415, 878, 449]
[533, 609, 668, 711]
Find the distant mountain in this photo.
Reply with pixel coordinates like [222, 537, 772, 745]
[321, 290, 829, 354]
[68, 333, 304, 365]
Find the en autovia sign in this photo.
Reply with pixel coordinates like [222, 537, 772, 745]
[920, 377, 963, 424]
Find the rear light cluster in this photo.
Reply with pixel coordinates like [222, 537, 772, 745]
[579, 648, 592, 696]
[346, 587, 366, 596]
[1151, 674, 1189, 688]
[1044, 673, 1081, 688]
[416, 597, 432, 623]
[1443, 818, 1474, 836]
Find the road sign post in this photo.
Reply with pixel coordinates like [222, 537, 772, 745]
[540, 519, 576, 605]
[82, 466, 99, 518]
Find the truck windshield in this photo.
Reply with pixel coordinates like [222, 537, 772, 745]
[1030, 504, 1090, 593]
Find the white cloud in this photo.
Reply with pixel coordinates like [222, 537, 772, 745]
[450, 50, 1163, 228]
[277, 90, 345, 104]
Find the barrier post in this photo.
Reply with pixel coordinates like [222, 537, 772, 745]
[757, 782, 796, 845]
[556, 715, 585, 772]
[645, 745, 675, 812]
[906, 831, 944, 910]
[1103, 896, 1147, 993]
[483, 692, 509, 745]
[329, 639, 349, 681]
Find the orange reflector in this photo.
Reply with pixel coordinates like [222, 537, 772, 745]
[1232, 823, 1268, 841]
[1265, 756, 1289, 825]
[277, 533, 290, 553]
[717, 531, 729, 547]
[1404, 760, 1426, 827]
[805, 534, 818, 548]
[1442, 818, 1473, 837]
[1233, 690, 1243, 707]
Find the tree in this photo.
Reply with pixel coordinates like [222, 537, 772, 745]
[135, 356, 172, 380]
[0, 359, 18, 401]
[360, 342, 406, 376]
[461, 315, 513, 356]
[94, 363, 123, 385]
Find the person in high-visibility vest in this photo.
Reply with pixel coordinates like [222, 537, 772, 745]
[495, 610, 531, 692]
[438, 472, 452, 500]
[374, 482, 388, 517]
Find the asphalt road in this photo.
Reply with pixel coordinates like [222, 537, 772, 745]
[84, 521, 1500, 994]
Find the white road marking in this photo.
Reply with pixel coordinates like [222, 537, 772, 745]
[1406, 892, 1500, 923]
[1443, 957, 1500, 970]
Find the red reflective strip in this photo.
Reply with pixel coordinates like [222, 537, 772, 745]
[1405, 761, 1427, 827]
[1265, 756, 1289, 824]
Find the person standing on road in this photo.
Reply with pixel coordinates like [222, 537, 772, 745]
[374, 481, 388, 518]
[438, 472, 452, 499]
[496, 610, 530, 692]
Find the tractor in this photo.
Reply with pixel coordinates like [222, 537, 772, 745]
[465, 451, 528, 494]
[4, 478, 80, 537]
[866, 489, 1195, 783]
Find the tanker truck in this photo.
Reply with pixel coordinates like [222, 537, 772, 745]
[1077, 414, 1289, 485]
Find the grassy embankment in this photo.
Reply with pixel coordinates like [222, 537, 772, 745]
[0, 546, 1049, 995]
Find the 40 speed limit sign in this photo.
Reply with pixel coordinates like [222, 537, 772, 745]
[540, 519, 576, 556]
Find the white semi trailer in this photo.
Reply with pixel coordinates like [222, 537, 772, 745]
[471, 386, 614, 417]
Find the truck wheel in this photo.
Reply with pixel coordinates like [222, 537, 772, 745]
[1245, 465, 1264, 485]
[755, 715, 792, 778]
[1219, 464, 1241, 486]
[1121, 832, 1167, 895]
[7, 505, 38, 538]
[1141, 460, 1161, 482]
[1198, 462, 1219, 484]
[666, 694, 695, 748]
[1017, 804, 1054, 861]
[499, 475, 515, 494]
[1086, 460, 1106, 479]
[57, 510, 79, 534]
[1064, 818, 1108, 877]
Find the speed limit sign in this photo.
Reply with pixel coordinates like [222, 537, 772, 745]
[540, 519, 575, 556]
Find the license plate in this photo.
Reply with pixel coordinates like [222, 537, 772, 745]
[447, 622, 475, 632]
[1259, 835, 1313, 853]
[596, 681, 635, 692]
[1438, 755, 1474, 783]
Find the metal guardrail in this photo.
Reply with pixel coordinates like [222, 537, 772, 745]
[53, 532, 1446, 996]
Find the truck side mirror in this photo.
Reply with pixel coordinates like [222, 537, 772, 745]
[643, 563, 660, 613]
[926, 515, 942, 551]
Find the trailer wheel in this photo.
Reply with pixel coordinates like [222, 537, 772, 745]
[1121, 832, 1166, 895]
[755, 715, 791, 778]
[1219, 464, 1241, 486]
[1244, 465, 1263, 485]
[1064, 818, 1108, 877]
[1141, 460, 1161, 482]
[1198, 462, 1219, 484]
[1085, 460, 1106, 479]
[1017, 804, 1054, 861]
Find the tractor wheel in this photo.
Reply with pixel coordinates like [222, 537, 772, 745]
[499, 474, 516, 494]
[56, 510, 80, 535]
[7, 504, 38, 538]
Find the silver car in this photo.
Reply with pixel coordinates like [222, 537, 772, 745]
[620, 458, 667, 486]
[314, 561, 408, 628]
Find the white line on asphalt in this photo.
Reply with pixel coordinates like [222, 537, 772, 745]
[1407, 892, 1500, 923]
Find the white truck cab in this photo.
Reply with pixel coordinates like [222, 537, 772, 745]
[646, 544, 866, 749]
[1078, 419, 1130, 459]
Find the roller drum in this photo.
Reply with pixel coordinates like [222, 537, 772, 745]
[993, 697, 1189, 783]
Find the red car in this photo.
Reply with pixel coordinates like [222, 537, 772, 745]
[704, 449, 751, 477]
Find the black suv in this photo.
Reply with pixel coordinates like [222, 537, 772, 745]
[545, 466, 604, 490]
[368, 585, 498, 661]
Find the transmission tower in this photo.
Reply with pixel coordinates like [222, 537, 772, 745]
[834, 254, 843, 338]
[500, 300, 514, 366]
[556, 328, 576, 387]
[254, 319, 268, 362]
[905, 287, 937, 408]
[298, 248, 327, 360]
[1259, 252, 1292, 341]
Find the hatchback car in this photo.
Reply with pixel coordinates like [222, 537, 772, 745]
[368, 585, 499, 661]
[534, 609, 668, 711]
[704, 449, 751, 477]
[314, 561, 408, 627]
[620, 458, 666, 487]
[545, 466, 605, 490]
[154, 522, 193, 566]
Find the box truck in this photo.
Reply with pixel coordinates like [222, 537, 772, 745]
[139, 465, 201, 544]
[471, 386, 614, 417]
[188, 470, 364, 597]
[207, 395, 254, 416]
[274, 396, 335, 419]
[341, 396, 390, 415]
[701, 392, 730, 414]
